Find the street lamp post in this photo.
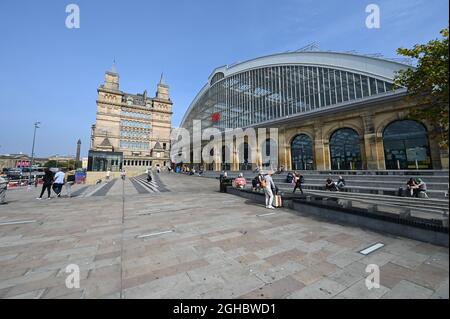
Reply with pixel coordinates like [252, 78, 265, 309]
[29, 122, 41, 189]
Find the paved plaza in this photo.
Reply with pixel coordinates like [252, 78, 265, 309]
[0, 173, 448, 299]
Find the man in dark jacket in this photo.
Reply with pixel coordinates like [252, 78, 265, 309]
[37, 168, 54, 200]
[219, 172, 228, 193]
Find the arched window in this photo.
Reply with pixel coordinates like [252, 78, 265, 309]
[291, 134, 314, 170]
[329, 128, 362, 170]
[383, 120, 432, 169]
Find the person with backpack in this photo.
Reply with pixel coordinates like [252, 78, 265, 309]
[261, 171, 276, 209]
[252, 173, 262, 191]
[293, 172, 304, 194]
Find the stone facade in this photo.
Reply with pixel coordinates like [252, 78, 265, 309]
[209, 95, 448, 171]
[0, 155, 48, 170]
[90, 66, 173, 171]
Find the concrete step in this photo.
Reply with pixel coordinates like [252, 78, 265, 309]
[271, 178, 449, 190]
[199, 171, 449, 183]
[301, 189, 449, 209]
[274, 180, 449, 191]
[275, 183, 448, 199]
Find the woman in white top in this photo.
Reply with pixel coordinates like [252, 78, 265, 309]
[261, 171, 276, 209]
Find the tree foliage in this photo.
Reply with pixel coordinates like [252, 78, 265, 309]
[395, 27, 449, 148]
[44, 160, 80, 170]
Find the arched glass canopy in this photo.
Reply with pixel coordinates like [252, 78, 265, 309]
[183, 63, 397, 132]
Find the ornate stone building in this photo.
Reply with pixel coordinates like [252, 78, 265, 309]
[89, 65, 173, 172]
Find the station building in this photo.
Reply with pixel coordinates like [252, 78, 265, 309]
[180, 51, 448, 171]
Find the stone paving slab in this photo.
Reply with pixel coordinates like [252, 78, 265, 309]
[0, 173, 448, 299]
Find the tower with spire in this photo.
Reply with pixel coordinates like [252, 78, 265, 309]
[103, 61, 120, 91]
[156, 73, 170, 101]
[76, 139, 81, 163]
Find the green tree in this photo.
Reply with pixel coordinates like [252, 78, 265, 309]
[395, 27, 449, 148]
[44, 160, 58, 168]
[44, 160, 77, 170]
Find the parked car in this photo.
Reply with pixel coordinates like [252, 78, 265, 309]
[6, 168, 23, 179]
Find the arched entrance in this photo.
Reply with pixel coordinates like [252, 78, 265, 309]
[291, 134, 314, 170]
[383, 120, 432, 169]
[329, 128, 362, 170]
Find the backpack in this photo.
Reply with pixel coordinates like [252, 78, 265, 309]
[260, 176, 267, 188]
[286, 173, 294, 184]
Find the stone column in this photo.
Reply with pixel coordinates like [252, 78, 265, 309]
[439, 147, 449, 169]
[278, 129, 289, 170]
[313, 124, 327, 170]
[232, 144, 239, 171]
[362, 113, 381, 170]
[428, 130, 446, 169]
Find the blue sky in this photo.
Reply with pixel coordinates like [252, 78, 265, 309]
[0, 0, 448, 157]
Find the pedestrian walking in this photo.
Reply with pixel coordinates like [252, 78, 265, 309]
[65, 170, 76, 198]
[0, 174, 8, 205]
[37, 168, 54, 200]
[106, 169, 111, 181]
[52, 169, 65, 198]
[147, 170, 152, 182]
[120, 169, 126, 180]
[292, 172, 304, 194]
